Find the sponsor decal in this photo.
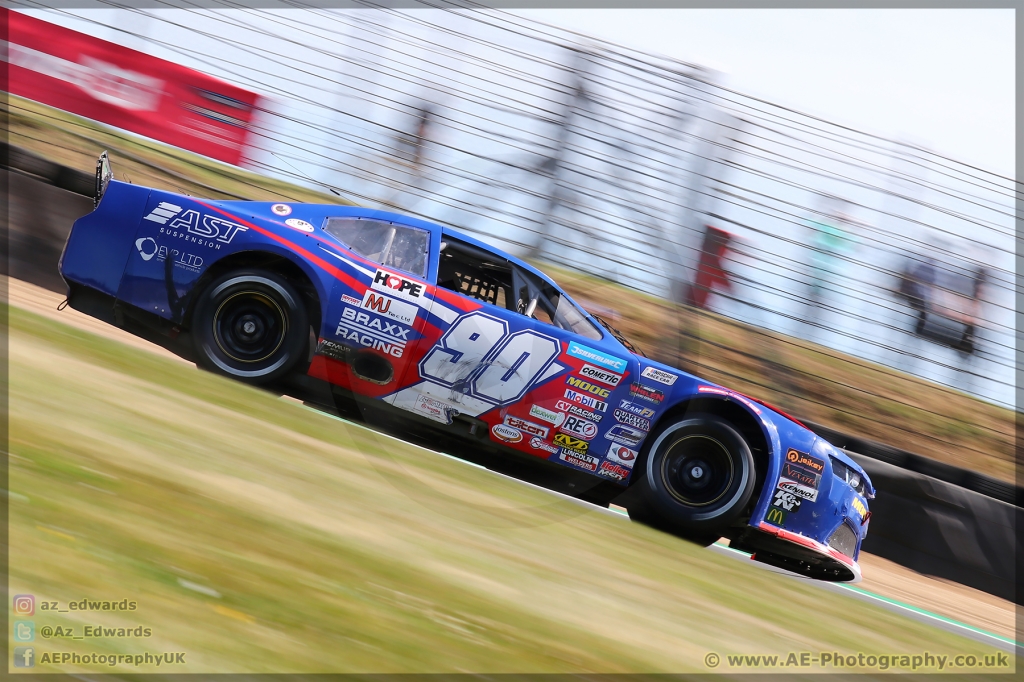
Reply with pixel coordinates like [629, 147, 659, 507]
[559, 415, 598, 441]
[142, 202, 183, 225]
[765, 506, 788, 526]
[641, 366, 678, 386]
[565, 341, 627, 373]
[529, 404, 565, 426]
[565, 376, 612, 398]
[781, 462, 820, 489]
[613, 409, 651, 432]
[850, 496, 868, 519]
[337, 308, 411, 358]
[133, 237, 204, 272]
[598, 460, 630, 481]
[772, 488, 802, 512]
[778, 477, 819, 502]
[413, 394, 452, 423]
[606, 424, 646, 448]
[341, 294, 362, 306]
[147, 204, 248, 249]
[372, 268, 424, 302]
[361, 290, 418, 326]
[781, 449, 825, 489]
[554, 433, 588, 454]
[563, 389, 608, 412]
[530, 436, 559, 454]
[559, 450, 599, 472]
[315, 338, 349, 362]
[504, 415, 548, 439]
[491, 424, 523, 443]
[555, 400, 603, 422]
[629, 383, 664, 404]
[618, 399, 655, 419]
[786, 449, 825, 474]
[605, 443, 638, 468]
[579, 363, 623, 387]
[284, 218, 314, 232]
[271, 203, 292, 216]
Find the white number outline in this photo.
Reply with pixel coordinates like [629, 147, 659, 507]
[420, 312, 561, 405]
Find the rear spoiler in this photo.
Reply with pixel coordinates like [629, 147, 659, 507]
[95, 150, 112, 208]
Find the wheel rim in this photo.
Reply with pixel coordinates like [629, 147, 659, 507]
[659, 434, 735, 507]
[212, 291, 287, 364]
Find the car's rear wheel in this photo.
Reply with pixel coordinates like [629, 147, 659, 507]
[192, 270, 309, 385]
[626, 414, 756, 543]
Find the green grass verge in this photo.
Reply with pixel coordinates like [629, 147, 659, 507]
[7, 305, 1010, 675]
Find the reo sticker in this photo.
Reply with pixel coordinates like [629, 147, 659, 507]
[504, 415, 548, 439]
[579, 363, 623, 387]
[559, 415, 598, 441]
[641, 366, 678, 386]
[606, 443, 638, 468]
[372, 268, 424, 302]
[361, 290, 418, 326]
[491, 424, 523, 443]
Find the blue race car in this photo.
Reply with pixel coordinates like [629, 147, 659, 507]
[59, 153, 874, 581]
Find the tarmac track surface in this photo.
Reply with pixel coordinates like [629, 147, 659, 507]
[6, 276, 1018, 652]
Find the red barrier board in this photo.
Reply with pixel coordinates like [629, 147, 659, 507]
[5, 9, 262, 165]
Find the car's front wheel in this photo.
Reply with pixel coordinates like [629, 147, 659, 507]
[191, 269, 310, 385]
[626, 414, 756, 544]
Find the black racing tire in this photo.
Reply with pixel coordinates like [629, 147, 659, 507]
[626, 414, 756, 542]
[191, 269, 310, 385]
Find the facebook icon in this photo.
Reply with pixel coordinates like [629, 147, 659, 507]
[14, 646, 35, 668]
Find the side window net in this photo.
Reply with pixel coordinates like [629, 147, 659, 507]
[323, 217, 428, 278]
[451, 270, 506, 307]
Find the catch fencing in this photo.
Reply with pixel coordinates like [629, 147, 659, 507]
[13, 2, 1016, 410]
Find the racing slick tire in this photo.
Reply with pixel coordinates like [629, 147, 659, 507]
[626, 414, 756, 544]
[192, 269, 310, 385]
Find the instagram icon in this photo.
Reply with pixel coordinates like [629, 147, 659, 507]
[13, 595, 35, 616]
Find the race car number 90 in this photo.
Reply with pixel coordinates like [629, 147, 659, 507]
[420, 312, 560, 404]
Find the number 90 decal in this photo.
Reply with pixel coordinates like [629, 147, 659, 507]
[419, 312, 560, 405]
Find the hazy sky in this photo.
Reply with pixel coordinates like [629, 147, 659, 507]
[512, 9, 1015, 177]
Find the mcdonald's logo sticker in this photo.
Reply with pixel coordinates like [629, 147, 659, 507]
[766, 507, 787, 526]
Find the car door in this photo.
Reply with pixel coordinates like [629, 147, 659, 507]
[319, 216, 434, 397]
[498, 263, 642, 477]
[386, 235, 564, 428]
